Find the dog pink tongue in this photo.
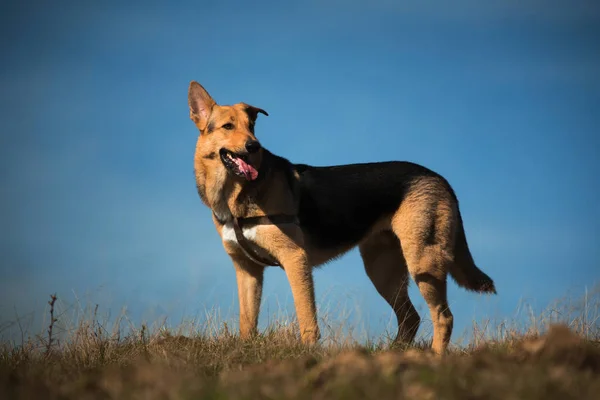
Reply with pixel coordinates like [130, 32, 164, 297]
[234, 158, 259, 181]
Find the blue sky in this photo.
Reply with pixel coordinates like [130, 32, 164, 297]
[1, 0, 599, 342]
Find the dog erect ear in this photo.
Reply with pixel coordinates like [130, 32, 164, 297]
[244, 104, 269, 123]
[188, 81, 216, 131]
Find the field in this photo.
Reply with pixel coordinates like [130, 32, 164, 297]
[1, 290, 599, 400]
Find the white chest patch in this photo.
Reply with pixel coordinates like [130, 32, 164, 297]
[221, 222, 258, 245]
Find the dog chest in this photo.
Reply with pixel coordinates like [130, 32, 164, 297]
[221, 222, 258, 246]
[220, 222, 278, 267]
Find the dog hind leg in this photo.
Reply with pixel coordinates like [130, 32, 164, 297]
[359, 231, 421, 344]
[392, 192, 456, 355]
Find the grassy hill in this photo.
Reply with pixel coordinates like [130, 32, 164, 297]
[1, 291, 599, 399]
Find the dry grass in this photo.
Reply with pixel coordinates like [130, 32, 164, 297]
[1, 287, 599, 399]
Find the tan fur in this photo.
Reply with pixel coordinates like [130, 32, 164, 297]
[189, 81, 493, 355]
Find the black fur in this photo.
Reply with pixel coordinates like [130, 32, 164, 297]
[261, 150, 447, 251]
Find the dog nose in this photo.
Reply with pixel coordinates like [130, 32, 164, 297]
[245, 140, 261, 154]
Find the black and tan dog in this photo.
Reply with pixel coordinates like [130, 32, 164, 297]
[188, 81, 496, 354]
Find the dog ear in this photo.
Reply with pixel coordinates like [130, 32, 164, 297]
[188, 81, 216, 131]
[244, 104, 269, 123]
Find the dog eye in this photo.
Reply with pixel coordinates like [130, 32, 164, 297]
[222, 123, 234, 130]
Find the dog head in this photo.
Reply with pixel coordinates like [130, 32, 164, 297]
[188, 81, 268, 182]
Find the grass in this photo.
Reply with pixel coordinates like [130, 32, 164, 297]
[1, 287, 599, 399]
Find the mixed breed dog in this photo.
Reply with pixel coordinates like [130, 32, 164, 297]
[188, 81, 496, 354]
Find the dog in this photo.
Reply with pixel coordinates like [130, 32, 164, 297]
[188, 81, 496, 354]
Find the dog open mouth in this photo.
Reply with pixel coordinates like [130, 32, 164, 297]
[220, 149, 259, 181]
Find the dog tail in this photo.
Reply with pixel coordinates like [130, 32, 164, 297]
[449, 206, 497, 294]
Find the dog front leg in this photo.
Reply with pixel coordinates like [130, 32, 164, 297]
[232, 256, 265, 339]
[281, 250, 320, 344]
